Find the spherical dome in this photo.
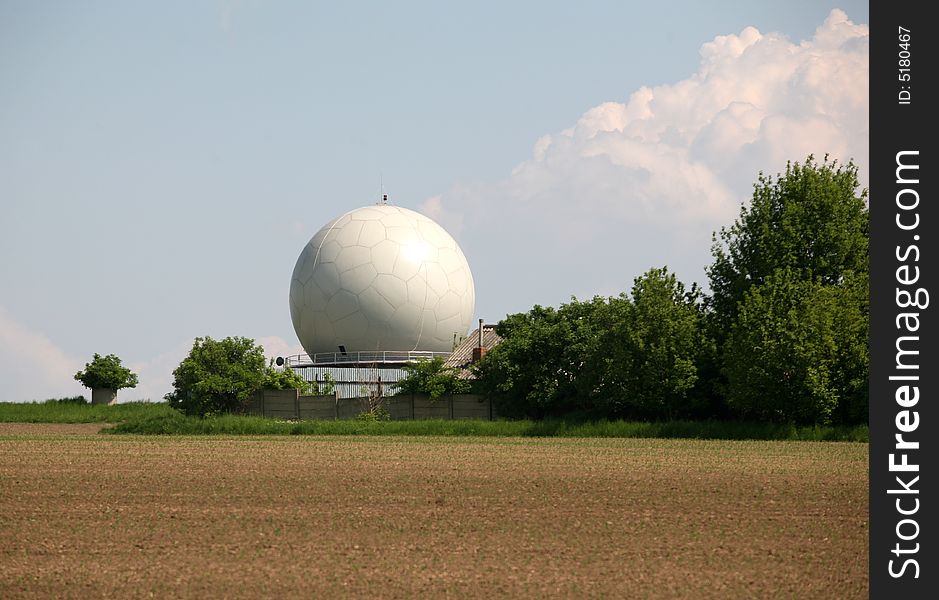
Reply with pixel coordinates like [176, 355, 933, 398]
[289, 205, 476, 356]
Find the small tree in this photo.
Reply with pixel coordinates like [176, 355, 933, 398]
[355, 363, 390, 419]
[166, 336, 269, 417]
[314, 372, 336, 396]
[74, 353, 138, 390]
[397, 356, 470, 400]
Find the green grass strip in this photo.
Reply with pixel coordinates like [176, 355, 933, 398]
[1, 400, 868, 441]
[103, 412, 868, 442]
[0, 399, 176, 423]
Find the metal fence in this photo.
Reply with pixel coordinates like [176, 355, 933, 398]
[284, 351, 453, 399]
[292, 365, 408, 399]
[284, 350, 451, 368]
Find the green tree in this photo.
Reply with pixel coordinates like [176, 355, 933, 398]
[826, 271, 869, 424]
[74, 353, 139, 390]
[723, 269, 867, 424]
[474, 297, 623, 418]
[708, 155, 868, 333]
[600, 268, 706, 420]
[476, 273, 709, 421]
[397, 356, 470, 400]
[705, 155, 869, 424]
[166, 336, 269, 417]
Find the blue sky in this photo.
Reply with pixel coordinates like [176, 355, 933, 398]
[0, 1, 869, 401]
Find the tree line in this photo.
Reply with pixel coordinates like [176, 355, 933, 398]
[72, 154, 866, 425]
[473, 155, 869, 425]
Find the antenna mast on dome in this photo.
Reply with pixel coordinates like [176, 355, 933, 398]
[378, 174, 389, 205]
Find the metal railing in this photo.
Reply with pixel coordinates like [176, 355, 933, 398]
[284, 350, 451, 368]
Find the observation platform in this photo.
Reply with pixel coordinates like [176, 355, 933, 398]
[282, 350, 452, 369]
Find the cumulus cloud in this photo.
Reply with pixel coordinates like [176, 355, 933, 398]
[423, 10, 868, 315]
[0, 306, 84, 402]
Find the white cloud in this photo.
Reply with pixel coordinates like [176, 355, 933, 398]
[0, 306, 84, 402]
[422, 10, 868, 314]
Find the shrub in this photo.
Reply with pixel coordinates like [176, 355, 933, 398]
[264, 365, 315, 394]
[315, 373, 336, 396]
[355, 407, 390, 422]
[263, 367, 335, 396]
[43, 395, 89, 405]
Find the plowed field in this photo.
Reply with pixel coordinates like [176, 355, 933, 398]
[0, 425, 867, 598]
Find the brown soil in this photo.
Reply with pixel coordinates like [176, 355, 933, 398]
[0, 423, 111, 436]
[0, 429, 867, 598]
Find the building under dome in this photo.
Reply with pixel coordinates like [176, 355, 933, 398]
[285, 199, 476, 396]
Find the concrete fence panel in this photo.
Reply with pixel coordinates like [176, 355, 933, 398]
[246, 389, 493, 421]
[451, 394, 490, 420]
[244, 393, 263, 416]
[262, 389, 300, 419]
[412, 394, 450, 420]
[298, 395, 338, 420]
[336, 397, 370, 420]
[384, 396, 413, 420]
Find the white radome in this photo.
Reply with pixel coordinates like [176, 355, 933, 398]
[289, 204, 476, 356]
